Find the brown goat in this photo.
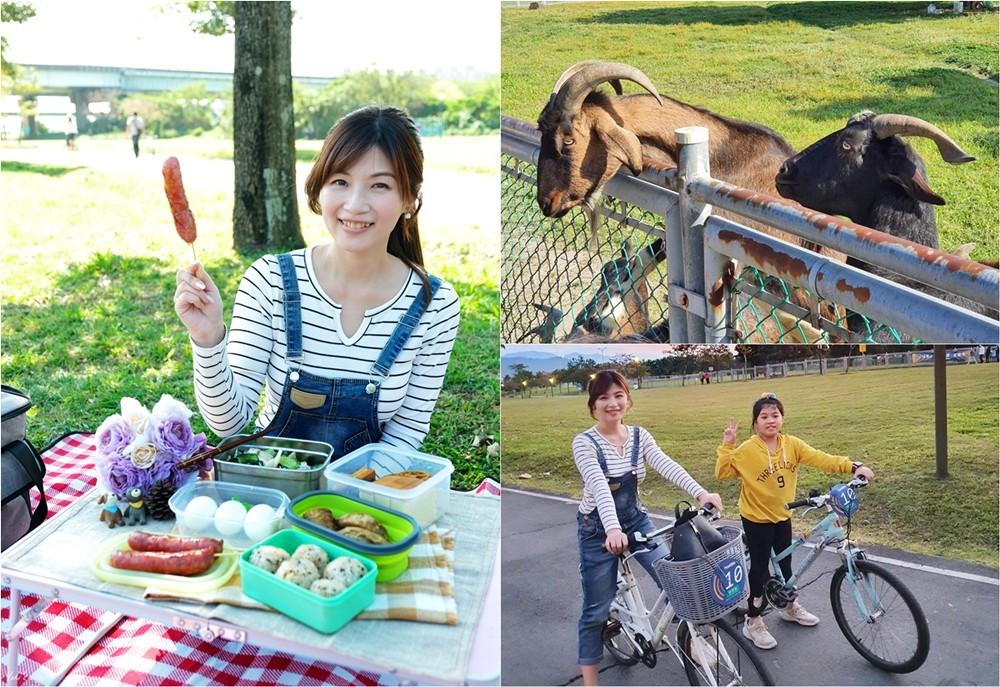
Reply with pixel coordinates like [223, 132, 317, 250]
[569, 238, 667, 340]
[536, 61, 847, 340]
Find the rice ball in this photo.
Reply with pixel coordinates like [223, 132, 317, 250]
[311, 577, 348, 598]
[275, 557, 320, 589]
[324, 556, 367, 585]
[248, 545, 290, 574]
[292, 543, 329, 572]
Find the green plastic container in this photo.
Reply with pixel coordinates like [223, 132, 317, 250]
[240, 529, 376, 633]
[287, 491, 419, 582]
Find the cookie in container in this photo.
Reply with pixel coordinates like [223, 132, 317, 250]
[323, 444, 454, 528]
[241, 529, 376, 633]
[286, 491, 419, 582]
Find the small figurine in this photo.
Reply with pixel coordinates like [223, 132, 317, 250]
[98, 493, 125, 528]
[122, 486, 148, 526]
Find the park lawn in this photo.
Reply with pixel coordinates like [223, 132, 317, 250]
[501, 1, 999, 262]
[0, 135, 500, 491]
[500, 363, 999, 567]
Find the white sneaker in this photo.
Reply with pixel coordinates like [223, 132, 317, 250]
[742, 616, 777, 649]
[690, 628, 718, 670]
[778, 600, 820, 626]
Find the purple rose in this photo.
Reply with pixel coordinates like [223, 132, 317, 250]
[149, 414, 197, 459]
[95, 415, 137, 459]
[98, 454, 149, 499]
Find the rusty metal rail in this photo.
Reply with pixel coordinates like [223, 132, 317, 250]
[500, 114, 999, 343]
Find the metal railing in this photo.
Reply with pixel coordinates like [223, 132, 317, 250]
[501, 115, 999, 344]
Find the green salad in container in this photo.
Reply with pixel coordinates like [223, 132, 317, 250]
[232, 447, 312, 470]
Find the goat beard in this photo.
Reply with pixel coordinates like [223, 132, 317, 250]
[585, 188, 605, 251]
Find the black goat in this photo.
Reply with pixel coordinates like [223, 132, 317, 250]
[775, 111, 995, 338]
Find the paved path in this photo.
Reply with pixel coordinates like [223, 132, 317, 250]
[500, 488, 999, 686]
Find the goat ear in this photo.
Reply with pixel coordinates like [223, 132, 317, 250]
[597, 123, 644, 176]
[881, 156, 946, 206]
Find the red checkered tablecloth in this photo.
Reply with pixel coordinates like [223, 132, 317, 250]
[1, 433, 425, 686]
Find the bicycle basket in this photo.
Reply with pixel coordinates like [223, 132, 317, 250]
[654, 525, 749, 623]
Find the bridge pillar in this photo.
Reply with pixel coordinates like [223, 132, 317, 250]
[69, 88, 94, 134]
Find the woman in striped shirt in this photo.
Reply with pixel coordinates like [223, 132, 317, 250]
[172, 106, 460, 456]
[573, 370, 722, 686]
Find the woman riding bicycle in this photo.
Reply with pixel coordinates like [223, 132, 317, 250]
[715, 392, 875, 650]
[573, 370, 723, 686]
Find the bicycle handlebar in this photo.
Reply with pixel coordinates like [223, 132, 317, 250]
[784, 475, 870, 510]
[627, 503, 720, 549]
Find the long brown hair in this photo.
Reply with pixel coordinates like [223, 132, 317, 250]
[304, 105, 431, 302]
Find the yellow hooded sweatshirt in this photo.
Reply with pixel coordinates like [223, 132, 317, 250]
[716, 433, 853, 524]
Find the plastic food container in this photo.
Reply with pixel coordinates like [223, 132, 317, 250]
[286, 491, 419, 582]
[168, 480, 290, 549]
[323, 444, 454, 528]
[92, 532, 238, 593]
[212, 435, 333, 499]
[240, 529, 376, 633]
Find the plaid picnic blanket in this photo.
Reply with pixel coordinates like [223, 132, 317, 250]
[1, 432, 498, 686]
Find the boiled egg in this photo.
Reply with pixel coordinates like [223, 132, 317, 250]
[183, 495, 218, 532]
[214, 499, 248, 537]
[243, 503, 279, 542]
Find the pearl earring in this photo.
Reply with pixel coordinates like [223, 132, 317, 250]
[404, 212, 412, 219]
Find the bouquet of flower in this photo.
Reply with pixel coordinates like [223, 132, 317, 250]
[94, 395, 213, 515]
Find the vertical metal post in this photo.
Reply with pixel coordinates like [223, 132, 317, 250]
[676, 127, 711, 343]
[934, 345, 949, 478]
[664, 188, 688, 343]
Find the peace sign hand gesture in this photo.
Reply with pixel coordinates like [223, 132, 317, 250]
[723, 417, 740, 445]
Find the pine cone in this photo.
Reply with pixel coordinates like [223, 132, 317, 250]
[147, 480, 178, 520]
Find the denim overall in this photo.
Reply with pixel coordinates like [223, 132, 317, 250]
[576, 426, 670, 665]
[266, 253, 440, 457]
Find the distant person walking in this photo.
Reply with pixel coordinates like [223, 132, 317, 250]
[125, 112, 144, 158]
[65, 113, 77, 150]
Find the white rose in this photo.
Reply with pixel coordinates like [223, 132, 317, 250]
[120, 397, 150, 433]
[150, 394, 193, 422]
[126, 435, 157, 469]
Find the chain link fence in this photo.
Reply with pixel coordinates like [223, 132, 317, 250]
[502, 152, 909, 344]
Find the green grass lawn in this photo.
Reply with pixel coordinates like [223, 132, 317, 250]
[1, 135, 500, 491]
[500, 362, 999, 566]
[501, 0, 999, 262]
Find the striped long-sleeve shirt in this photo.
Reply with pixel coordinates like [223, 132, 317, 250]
[573, 425, 707, 532]
[190, 246, 460, 449]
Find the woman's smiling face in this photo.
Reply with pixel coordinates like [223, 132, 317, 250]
[318, 146, 409, 255]
[593, 383, 629, 424]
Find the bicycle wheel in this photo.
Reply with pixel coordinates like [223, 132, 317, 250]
[602, 606, 641, 666]
[830, 559, 930, 673]
[677, 618, 775, 686]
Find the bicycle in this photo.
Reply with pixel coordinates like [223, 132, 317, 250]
[601, 505, 775, 686]
[761, 475, 930, 673]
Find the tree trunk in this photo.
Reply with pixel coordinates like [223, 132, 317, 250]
[232, 1, 303, 251]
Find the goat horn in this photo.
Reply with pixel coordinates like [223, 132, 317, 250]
[555, 61, 663, 123]
[870, 114, 977, 164]
[551, 61, 625, 97]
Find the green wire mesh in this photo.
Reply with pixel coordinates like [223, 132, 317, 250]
[501, 153, 908, 343]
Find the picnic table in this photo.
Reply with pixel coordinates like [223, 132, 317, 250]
[1, 433, 500, 685]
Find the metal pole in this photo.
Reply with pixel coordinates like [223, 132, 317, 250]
[676, 127, 711, 343]
[934, 345, 948, 478]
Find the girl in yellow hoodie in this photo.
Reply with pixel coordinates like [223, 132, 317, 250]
[715, 393, 875, 650]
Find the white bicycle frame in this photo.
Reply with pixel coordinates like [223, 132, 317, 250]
[611, 547, 722, 675]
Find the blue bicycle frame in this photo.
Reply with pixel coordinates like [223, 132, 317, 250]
[769, 507, 882, 622]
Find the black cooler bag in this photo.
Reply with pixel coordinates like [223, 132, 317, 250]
[2, 385, 48, 550]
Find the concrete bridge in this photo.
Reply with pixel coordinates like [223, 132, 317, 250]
[14, 63, 333, 133]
